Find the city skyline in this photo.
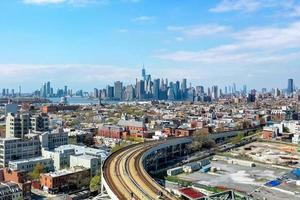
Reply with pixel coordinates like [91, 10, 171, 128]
[1, 67, 297, 103]
[1, 0, 300, 90]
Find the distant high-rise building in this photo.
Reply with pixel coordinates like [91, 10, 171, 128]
[107, 85, 114, 100]
[46, 81, 51, 97]
[233, 83, 237, 94]
[42, 83, 47, 98]
[94, 88, 99, 98]
[248, 90, 256, 103]
[174, 81, 180, 99]
[142, 65, 146, 81]
[153, 79, 160, 100]
[64, 86, 68, 96]
[243, 85, 247, 94]
[212, 85, 218, 100]
[181, 78, 187, 99]
[287, 79, 294, 95]
[114, 81, 123, 100]
[124, 85, 135, 101]
[274, 88, 281, 97]
[136, 80, 145, 100]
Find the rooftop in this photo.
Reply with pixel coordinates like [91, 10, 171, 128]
[9, 156, 51, 165]
[179, 188, 205, 200]
[43, 166, 87, 178]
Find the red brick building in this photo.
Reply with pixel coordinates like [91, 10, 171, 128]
[175, 128, 195, 137]
[0, 168, 31, 199]
[42, 105, 80, 113]
[117, 119, 147, 132]
[97, 125, 125, 139]
[40, 167, 91, 194]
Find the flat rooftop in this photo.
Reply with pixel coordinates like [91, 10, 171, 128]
[9, 156, 51, 165]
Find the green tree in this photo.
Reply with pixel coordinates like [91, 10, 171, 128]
[90, 172, 101, 192]
[189, 131, 215, 152]
[283, 127, 290, 133]
[29, 163, 44, 180]
[230, 133, 244, 144]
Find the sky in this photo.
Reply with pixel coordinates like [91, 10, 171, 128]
[1, 0, 300, 92]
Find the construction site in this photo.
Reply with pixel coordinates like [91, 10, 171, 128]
[169, 141, 300, 200]
[231, 141, 300, 167]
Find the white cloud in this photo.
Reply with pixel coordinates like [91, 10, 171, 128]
[157, 21, 300, 65]
[131, 16, 156, 22]
[210, 0, 300, 17]
[23, 0, 66, 4]
[167, 24, 230, 38]
[23, 0, 109, 6]
[210, 0, 261, 13]
[0, 64, 137, 89]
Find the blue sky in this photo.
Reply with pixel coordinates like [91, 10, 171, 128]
[0, 0, 300, 91]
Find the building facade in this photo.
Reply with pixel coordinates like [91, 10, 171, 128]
[0, 135, 41, 167]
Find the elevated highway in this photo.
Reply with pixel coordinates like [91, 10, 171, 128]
[102, 138, 191, 200]
[102, 129, 257, 200]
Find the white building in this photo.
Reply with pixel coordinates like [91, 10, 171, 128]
[292, 134, 300, 144]
[42, 144, 108, 171]
[0, 134, 41, 167]
[282, 121, 300, 134]
[39, 129, 68, 151]
[8, 156, 54, 172]
[70, 154, 99, 176]
[6, 113, 30, 138]
[6, 112, 49, 138]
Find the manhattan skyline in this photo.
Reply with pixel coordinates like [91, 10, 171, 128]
[0, 0, 300, 91]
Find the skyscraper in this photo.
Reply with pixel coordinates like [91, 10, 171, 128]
[64, 85, 68, 96]
[287, 79, 294, 95]
[114, 81, 123, 100]
[94, 88, 99, 98]
[153, 79, 160, 100]
[107, 85, 114, 100]
[212, 85, 218, 100]
[233, 83, 237, 94]
[46, 81, 51, 97]
[142, 66, 146, 81]
[136, 80, 145, 100]
[181, 78, 187, 99]
[243, 85, 247, 95]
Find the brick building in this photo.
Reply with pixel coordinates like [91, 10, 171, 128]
[117, 119, 147, 132]
[97, 125, 124, 139]
[40, 166, 91, 194]
[42, 105, 80, 113]
[0, 168, 31, 199]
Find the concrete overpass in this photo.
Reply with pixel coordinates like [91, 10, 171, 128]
[101, 129, 257, 200]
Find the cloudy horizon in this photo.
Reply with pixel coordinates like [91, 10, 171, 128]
[0, 0, 299, 91]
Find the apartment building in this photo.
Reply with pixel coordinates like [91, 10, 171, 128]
[5, 113, 30, 138]
[70, 154, 99, 176]
[0, 134, 41, 167]
[39, 129, 68, 151]
[8, 157, 54, 172]
[30, 113, 49, 133]
[0, 182, 23, 200]
[6, 113, 49, 138]
[42, 144, 107, 170]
